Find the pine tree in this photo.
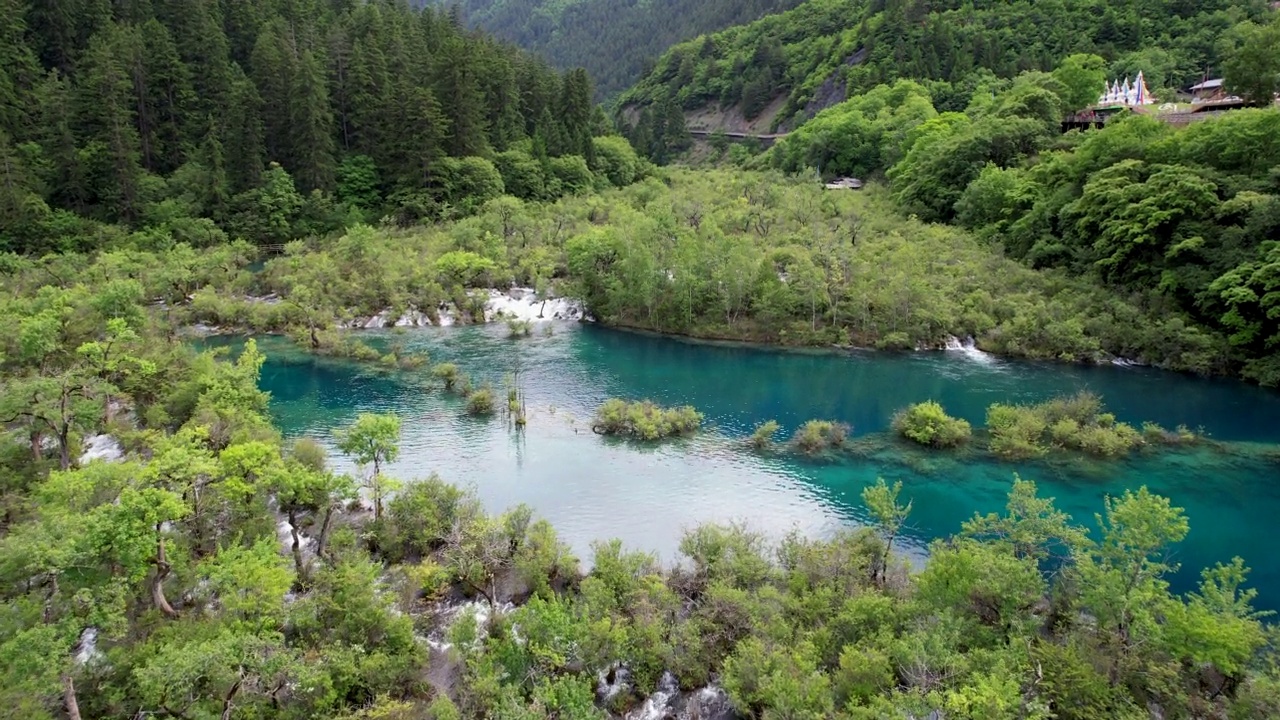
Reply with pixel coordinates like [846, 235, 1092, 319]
[436, 39, 490, 158]
[250, 20, 298, 166]
[198, 117, 230, 219]
[536, 107, 567, 157]
[559, 68, 594, 160]
[480, 50, 524, 152]
[326, 21, 354, 151]
[0, 0, 41, 137]
[397, 86, 447, 187]
[157, 0, 233, 117]
[223, 63, 266, 194]
[348, 37, 392, 158]
[139, 19, 196, 174]
[288, 49, 336, 192]
[28, 0, 111, 72]
[0, 129, 47, 251]
[116, 22, 194, 174]
[630, 108, 655, 161]
[32, 70, 87, 213]
[662, 100, 691, 155]
[223, 0, 266, 63]
[75, 24, 144, 222]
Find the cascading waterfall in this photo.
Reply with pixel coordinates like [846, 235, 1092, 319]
[944, 335, 996, 364]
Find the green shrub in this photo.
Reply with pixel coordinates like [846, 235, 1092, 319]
[1142, 421, 1200, 446]
[426, 694, 461, 720]
[986, 392, 1145, 459]
[591, 398, 703, 440]
[749, 420, 781, 450]
[466, 386, 496, 416]
[986, 403, 1049, 459]
[507, 317, 533, 337]
[892, 401, 972, 448]
[875, 331, 914, 351]
[792, 419, 849, 454]
[432, 363, 462, 391]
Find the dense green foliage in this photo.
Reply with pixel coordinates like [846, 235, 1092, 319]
[437, 0, 806, 98]
[985, 392, 1145, 460]
[749, 419, 782, 449]
[617, 2, 1280, 385]
[952, 109, 1280, 386]
[792, 419, 849, 454]
[893, 401, 972, 448]
[0, 0, 628, 255]
[738, 69, 1280, 384]
[621, 0, 1271, 128]
[0, 179, 1277, 719]
[5, 164, 1247, 379]
[591, 398, 703, 440]
[2, 0, 1280, 715]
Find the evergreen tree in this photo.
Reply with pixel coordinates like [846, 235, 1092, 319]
[75, 24, 144, 222]
[138, 19, 196, 173]
[480, 50, 525, 152]
[436, 40, 490, 158]
[156, 0, 232, 117]
[326, 21, 355, 151]
[536, 106, 568, 157]
[223, 63, 266, 195]
[27, 0, 111, 72]
[0, 129, 47, 250]
[0, 0, 41, 137]
[250, 20, 298, 166]
[560, 68, 594, 160]
[289, 50, 336, 192]
[347, 37, 392, 158]
[662, 100, 691, 156]
[222, 0, 266, 63]
[197, 117, 230, 220]
[397, 87, 448, 187]
[31, 70, 86, 213]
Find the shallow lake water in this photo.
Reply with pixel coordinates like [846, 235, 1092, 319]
[221, 323, 1280, 609]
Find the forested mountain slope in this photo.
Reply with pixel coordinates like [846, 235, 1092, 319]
[433, 0, 806, 98]
[618, 0, 1280, 386]
[621, 0, 1272, 129]
[0, 0, 633, 256]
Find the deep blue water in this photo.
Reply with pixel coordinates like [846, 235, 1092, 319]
[223, 324, 1280, 609]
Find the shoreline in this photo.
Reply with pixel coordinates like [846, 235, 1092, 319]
[176, 293, 1279, 391]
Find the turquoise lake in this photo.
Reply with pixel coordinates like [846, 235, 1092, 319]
[233, 323, 1280, 610]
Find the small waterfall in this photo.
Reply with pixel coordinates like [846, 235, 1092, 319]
[75, 628, 102, 665]
[626, 671, 681, 720]
[944, 335, 996, 364]
[79, 434, 123, 464]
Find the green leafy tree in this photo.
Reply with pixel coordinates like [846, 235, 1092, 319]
[1224, 18, 1280, 107]
[1052, 53, 1107, 111]
[335, 412, 401, 520]
[862, 478, 911, 588]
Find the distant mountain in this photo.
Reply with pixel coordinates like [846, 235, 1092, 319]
[431, 0, 807, 99]
[620, 0, 1271, 129]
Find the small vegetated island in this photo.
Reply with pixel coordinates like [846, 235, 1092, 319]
[892, 392, 1199, 460]
[592, 398, 704, 440]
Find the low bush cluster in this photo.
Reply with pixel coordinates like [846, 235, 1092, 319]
[792, 419, 850, 454]
[749, 419, 781, 449]
[592, 398, 703, 440]
[892, 401, 972, 448]
[986, 392, 1143, 459]
[466, 386, 497, 416]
